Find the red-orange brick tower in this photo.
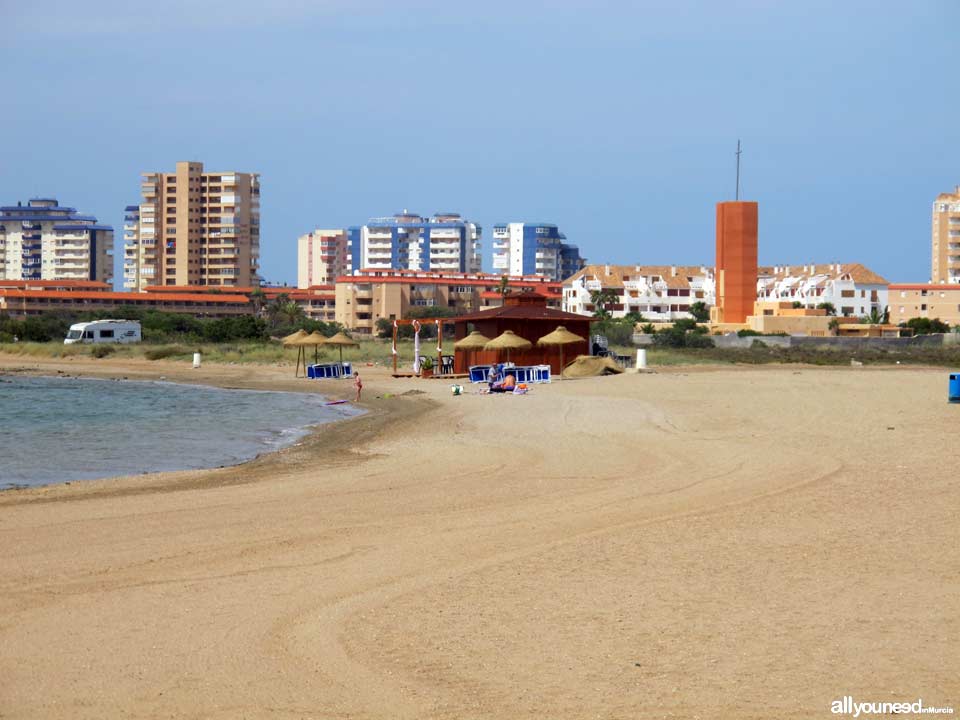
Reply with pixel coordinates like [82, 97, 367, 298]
[715, 201, 758, 324]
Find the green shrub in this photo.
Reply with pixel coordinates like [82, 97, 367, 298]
[590, 318, 636, 346]
[144, 345, 186, 361]
[652, 319, 714, 348]
[903, 317, 951, 335]
[90, 344, 116, 358]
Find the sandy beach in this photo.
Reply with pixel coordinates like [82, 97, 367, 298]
[0, 355, 957, 719]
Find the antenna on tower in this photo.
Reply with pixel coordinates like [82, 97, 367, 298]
[735, 139, 742, 201]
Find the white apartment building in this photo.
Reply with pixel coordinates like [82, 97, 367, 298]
[492, 222, 585, 281]
[0, 198, 113, 284]
[756, 263, 889, 318]
[297, 229, 352, 288]
[348, 212, 481, 273]
[563, 264, 715, 321]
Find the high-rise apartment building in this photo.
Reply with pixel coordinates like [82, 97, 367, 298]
[932, 186, 960, 284]
[124, 161, 260, 291]
[347, 211, 481, 274]
[0, 198, 113, 284]
[491, 222, 585, 281]
[297, 229, 352, 288]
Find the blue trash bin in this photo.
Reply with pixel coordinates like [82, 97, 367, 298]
[950, 373, 960, 403]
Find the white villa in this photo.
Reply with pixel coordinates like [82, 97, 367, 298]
[563, 262, 889, 322]
[756, 264, 889, 318]
[563, 264, 715, 322]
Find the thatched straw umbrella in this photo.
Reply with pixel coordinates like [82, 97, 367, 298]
[484, 330, 532, 364]
[322, 331, 359, 365]
[454, 330, 492, 372]
[302, 331, 328, 364]
[281, 329, 309, 345]
[285, 333, 317, 377]
[537, 325, 585, 379]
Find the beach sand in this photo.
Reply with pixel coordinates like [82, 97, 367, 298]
[0, 356, 957, 719]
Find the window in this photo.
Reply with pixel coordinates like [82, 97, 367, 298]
[841, 290, 855, 298]
[99, 329, 114, 338]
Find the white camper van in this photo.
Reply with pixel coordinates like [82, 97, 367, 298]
[64, 320, 142, 345]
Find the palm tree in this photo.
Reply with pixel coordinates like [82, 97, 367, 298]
[862, 306, 889, 325]
[688, 301, 710, 322]
[589, 289, 618, 320]
[279, 300, 304, 326]
[266, 293, 291, 329]
[249, 288, 267, 318]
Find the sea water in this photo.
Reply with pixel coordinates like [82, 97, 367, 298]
[0, 375, 363, 489]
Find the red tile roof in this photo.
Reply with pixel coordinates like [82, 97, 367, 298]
[0, 279, 111, 290]
[455, 302, 591, 323]
[0, 289, 250, 303]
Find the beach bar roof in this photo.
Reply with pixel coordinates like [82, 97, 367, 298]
[452, 292, 591, 374]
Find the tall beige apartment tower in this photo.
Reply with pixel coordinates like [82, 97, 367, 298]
[124, 161, 260, 290]
[297, 229, 352, 288]
[932, 186, 960, 284]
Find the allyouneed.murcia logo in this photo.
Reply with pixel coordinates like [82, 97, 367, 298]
[831, 696, 955, 716]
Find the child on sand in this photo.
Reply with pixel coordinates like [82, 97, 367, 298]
[354, 372, 362, 402]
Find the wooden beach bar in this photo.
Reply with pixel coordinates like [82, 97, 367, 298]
[452, 293, 591, 375]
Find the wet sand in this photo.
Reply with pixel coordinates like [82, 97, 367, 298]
[0, 355, 957, 718]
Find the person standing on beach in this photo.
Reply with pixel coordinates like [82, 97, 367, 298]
[354, 372, 362, 402]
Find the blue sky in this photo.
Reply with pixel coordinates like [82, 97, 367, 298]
[1, 0, 957, 286]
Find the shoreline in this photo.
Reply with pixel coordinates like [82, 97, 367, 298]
[0, 354, 435, 506]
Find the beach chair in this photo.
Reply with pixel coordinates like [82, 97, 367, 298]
[341, 361, 352, 377]
[469, 365, 491, 383]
